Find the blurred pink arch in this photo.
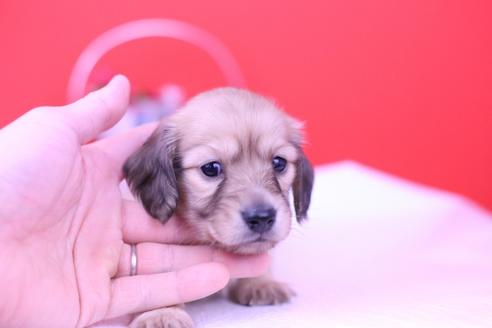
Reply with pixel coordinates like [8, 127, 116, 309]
[67, 18, 246, 102]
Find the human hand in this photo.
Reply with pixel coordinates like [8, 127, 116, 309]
[0, 76, 269, 328]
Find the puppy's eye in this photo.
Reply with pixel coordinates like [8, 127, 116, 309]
[272, 156, 287, 173]
[201, 161, 223, 177]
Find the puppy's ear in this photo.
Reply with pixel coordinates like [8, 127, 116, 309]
[293, 150, 314, 222]
[123, 125, 180, 223]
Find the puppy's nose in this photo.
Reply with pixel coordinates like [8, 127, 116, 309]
[242, 205, 276, 234]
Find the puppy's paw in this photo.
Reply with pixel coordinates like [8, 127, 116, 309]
[229, 277, 295, 306]
[129, 306, 194, 328]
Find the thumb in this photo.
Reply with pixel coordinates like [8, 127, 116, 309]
[64, 74, 130, 144]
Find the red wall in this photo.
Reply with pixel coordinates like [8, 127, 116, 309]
[1, 0, 491, 209]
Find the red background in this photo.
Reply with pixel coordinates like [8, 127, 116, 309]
[1, 0, 491, 209]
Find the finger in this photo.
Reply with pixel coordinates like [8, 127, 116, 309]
[91, 122, 158, 176]
[89, 314, 133, 328]
[117, 243, 270, 278]
[64, 74, 130, 144]
[106, 263, 229, 319]
[122, 200, 196, 244]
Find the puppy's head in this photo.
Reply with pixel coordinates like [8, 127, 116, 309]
[124, 88, 314, 254]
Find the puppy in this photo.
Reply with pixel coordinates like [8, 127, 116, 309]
[124, 87, 314, 328]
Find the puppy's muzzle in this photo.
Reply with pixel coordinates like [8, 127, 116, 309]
[241, 205, 276, 234]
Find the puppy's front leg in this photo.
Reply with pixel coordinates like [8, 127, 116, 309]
[228, 275, 295, 306]
[129, 305, 194, 328]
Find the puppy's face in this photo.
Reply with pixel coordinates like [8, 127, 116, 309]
[125, 88, 314, 254]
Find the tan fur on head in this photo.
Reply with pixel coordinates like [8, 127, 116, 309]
[124, 88, 314, 254]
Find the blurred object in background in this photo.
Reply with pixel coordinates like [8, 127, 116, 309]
[86, 70, 185, 137]
[100, 84, 185, 137]
[66, 18, 246, 137]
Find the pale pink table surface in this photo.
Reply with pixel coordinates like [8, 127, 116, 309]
[97, 161, 492, 328]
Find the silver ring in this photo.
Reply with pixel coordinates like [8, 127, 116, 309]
[130, 244, 138, 276]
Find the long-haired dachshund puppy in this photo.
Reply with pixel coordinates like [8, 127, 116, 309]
[124, 88, 314, 328]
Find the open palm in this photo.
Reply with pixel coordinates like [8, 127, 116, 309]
[0, 76, 267, 328]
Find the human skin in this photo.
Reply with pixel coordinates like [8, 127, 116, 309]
[0, 75, 269, 327]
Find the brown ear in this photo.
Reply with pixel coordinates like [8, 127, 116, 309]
[293, 150, 314, 222]
[123, 125, 180, 223]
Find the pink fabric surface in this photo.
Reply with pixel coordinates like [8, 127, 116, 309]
[95, 161, 492, 327]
